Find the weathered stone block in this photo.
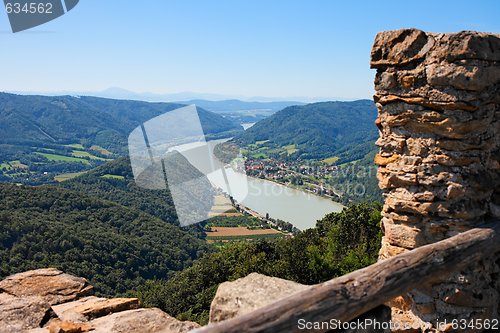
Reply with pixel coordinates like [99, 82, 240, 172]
[89, 308, 199, 333]
[383, 220, 422, 249]
[209, 273, 308, 323]
[0, 293, 51, 333]
[371, 29, 433, 67]
[426, 62, 500, 91]
[52, 296, 140, 321]
[0, 268, 93, 305]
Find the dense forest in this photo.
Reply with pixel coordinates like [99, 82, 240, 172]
[61, 157, 210, 236]
[62, 158, 181, 226]
[232, 100, 378, 163]
[0, 183, 209, 296]
[137, 203, 382, 324]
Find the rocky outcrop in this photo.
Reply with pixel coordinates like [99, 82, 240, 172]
[87, 308, 200, 333]
[207, 273, 392, 332]
[51, 296, 140, 322]
[209, 273, 308, 323]
[371, 29, 500, 330]
[0, 293, 52, 333]
[0, 268, 199, 333]
[0, 268, 93, 305]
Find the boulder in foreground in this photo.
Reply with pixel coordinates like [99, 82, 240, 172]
[209, 272, 308, 323]
[0, 268, 199, 333]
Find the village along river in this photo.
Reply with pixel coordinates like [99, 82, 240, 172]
[175, 138, 344, 230]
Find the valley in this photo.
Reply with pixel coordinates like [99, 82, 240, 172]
[0, 142, 114, 184]
[3, 3, 496, 330]
[0, 93, 383, 324]
[0, 92, 243, 185]
[240, 145, 381, 205]
[217, 100, 383, 205]
[0, 95, 381, 230]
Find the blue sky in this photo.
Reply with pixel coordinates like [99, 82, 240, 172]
[1, 0, 499, 101]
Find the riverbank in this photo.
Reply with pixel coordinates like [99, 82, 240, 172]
[181, 139, 345, 230]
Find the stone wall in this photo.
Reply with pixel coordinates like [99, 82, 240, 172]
[371, 29, 500, 329]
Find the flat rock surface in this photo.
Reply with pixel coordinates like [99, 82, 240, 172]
[0, 268, 93, 305]
[46, 319, 94, 333]
[89, 308, 200, 333]
[209, 272, 308, 323]
[52, 296, 140, 321]
[0, 292, 51, 333]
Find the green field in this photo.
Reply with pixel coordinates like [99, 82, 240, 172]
[206, 233, 285, 241]
[250, 152, 268, 159]
[71, 150, 108, 161]
[90, 145, 112, 156]
[337, 158, 362, 167]
[244, 142, 298, 159]
[322, 156, 339, 165]
[64, 143, 85, 149]
[2, 160, 28, 170]
[0, 163, 12, 170]
[36, 152, 91, 165]
[283, 144, 298, 155]
[100, 174, 125, 180]
[54, 172, 87, 182]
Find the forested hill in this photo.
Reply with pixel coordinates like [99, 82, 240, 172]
[0, 92, 242, 154]
[0, 183, 209, 296]
[60, 157, 205, 234]
[233, 100, 378, 162]
[137, 202, 382, 324]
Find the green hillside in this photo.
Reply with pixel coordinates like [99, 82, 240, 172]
[0, 92, 242, 153]
[329, 150, 383, 204]
[0, 183, 209, 296]
[138, 203, 382, 324]
[61, 156, 210, 233]
[61, 157, 179, 224]
[233, 100, 378, 163]
[0, 92, 243, 185]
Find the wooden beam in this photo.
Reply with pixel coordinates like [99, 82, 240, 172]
[192, 223, 500, 333]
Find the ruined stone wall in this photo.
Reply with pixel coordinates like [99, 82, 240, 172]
[371, 29, 500, 329]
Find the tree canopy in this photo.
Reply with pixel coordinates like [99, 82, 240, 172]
[137, 202, 382, 324]
[0, 183, 209, 296]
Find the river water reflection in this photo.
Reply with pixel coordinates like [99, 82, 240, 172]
[177, 139, 344, 230]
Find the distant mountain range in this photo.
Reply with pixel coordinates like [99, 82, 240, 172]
[6, 87, 352, 108]
[175, 99, 304, 113]
[232, 100, 378, 162]
[0, 92, 242, 154]
[7, 87, 241, 103]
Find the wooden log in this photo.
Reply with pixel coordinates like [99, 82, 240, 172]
[192, 222, 500, 333]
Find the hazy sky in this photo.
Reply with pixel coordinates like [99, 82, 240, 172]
[1, 0, 499, 101]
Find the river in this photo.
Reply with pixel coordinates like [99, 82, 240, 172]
[176, 138, 344, 230]
[233, 175, 344, 230]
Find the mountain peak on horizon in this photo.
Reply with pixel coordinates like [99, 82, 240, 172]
[3, 87, 366, 104]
